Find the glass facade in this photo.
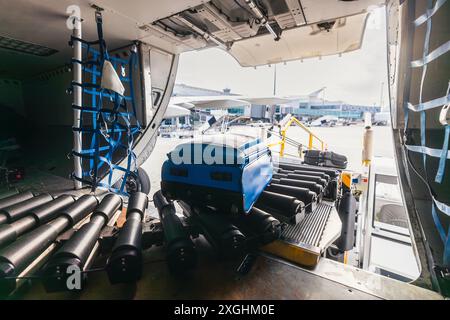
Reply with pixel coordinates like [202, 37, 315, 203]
[287, 102, 381, 119]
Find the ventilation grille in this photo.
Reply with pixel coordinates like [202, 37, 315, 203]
[0, 35, 58, 56]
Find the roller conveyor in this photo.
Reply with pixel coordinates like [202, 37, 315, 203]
[0, 191, 35, 211]
[272, 177, 323, 201]
[0, 195, 75, 248]
[42, 194, 122, 292]
[278, 162, 339, 178]
[0, 159, 345, 297]
[0, 194, 98, 295]
[259, 161, 343, 267]
[106, 192, 147, 284]
[276, 161, 341, 201]
[0, 193, 54, 225]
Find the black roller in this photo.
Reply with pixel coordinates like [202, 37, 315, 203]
[335, 191, 356, 251]
[127, 191, 148, 217]
[29, 195, 76, 226]
[106, 192, 147, 284]
[277, 173, 336, 201]
[0, 217, 37, 249]
[278, 162, 339, 178]
[325, 179, 339, 201]
[59, 194, 98, 226]
[194, 208, 246, 258]
[91, 193, 123, 225]
[0, 193, 53, 225]
[271, 178, 281, 184]
[272, 177, 323, 200]
[278, 168, 330, 182]
[266, 183, 316, 214]
[286, 173, 327, 188]
[272, 173, 288, 180]
[288, 168, 337, 200]
[244, 207, 282, 245]
[293, 170, 330, 182]
[255, 191, 305, 225]
[153, 191, 196, 273]
[42, 194, 122, 292]
[0, 191, 34, 211]
[0, 195, 75, 248]
[0, 194, 97, 296]
[0, 218, 69, 296]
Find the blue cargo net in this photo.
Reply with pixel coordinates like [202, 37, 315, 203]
[70, 12, 141, 196]
[403, 0, 450, 266]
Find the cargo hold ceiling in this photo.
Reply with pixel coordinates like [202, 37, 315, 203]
[0, 0, 385, 78]
[147, 0, 386, 66]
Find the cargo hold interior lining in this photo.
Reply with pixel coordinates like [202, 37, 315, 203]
[0, 64, 75, 192]
[0, 45, 144, 194]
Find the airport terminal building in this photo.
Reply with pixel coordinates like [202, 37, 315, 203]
[170, 84, 381, 123]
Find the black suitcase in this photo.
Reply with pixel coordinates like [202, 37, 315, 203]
[303, 150, 348, 169]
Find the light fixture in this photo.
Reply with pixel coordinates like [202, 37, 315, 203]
[0, 35, 58, 56]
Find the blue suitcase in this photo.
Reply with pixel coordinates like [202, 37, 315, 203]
[161, 134, 273, 214]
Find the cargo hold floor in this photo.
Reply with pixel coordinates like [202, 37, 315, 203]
[0, 169, 97, 199]
[1, 125, 81, 196]
[14, 236, 439, 300]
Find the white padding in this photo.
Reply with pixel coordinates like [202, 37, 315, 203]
[101, 60, 125, 95]
[362, 128, 374, 163]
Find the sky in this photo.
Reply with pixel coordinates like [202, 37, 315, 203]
[175, 7, 389, 108]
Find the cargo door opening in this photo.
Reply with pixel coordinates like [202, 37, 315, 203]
[0, 58, 75, 191]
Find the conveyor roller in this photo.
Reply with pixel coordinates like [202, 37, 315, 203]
[107, 192, 147, 284]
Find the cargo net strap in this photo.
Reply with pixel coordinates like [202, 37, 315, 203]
[403, 0, 450, 265]
[70, 12, 141, 196]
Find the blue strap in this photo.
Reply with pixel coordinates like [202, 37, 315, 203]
[435, 125, 450, 183]
[404, 0, 450, 267]
[71, 11, 141, 196]
[433, 196, 450, 217]
[419, 0, 434, 167]
[72, 104, 134, 117]
[432, 205, 447, 243]
[445, 228, 450, 266]
[403, 101, 409, 134]
[411, 40, 450, 68]
[420, 111, 427, 165]
[83, 89, 133, 101]
[95, 11, 107, 62]
[414, 0, 448, 27]
[407, 94, 450, 112]
[432, 204, 450, 266]
[435, 83, 450, 183]
[405, 144, 450, 159]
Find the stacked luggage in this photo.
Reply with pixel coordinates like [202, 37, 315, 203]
[303, 150, 348, 169]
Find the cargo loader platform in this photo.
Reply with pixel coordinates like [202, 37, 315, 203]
[262, 201, 341, 268]
[0, 190, 439, 300]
